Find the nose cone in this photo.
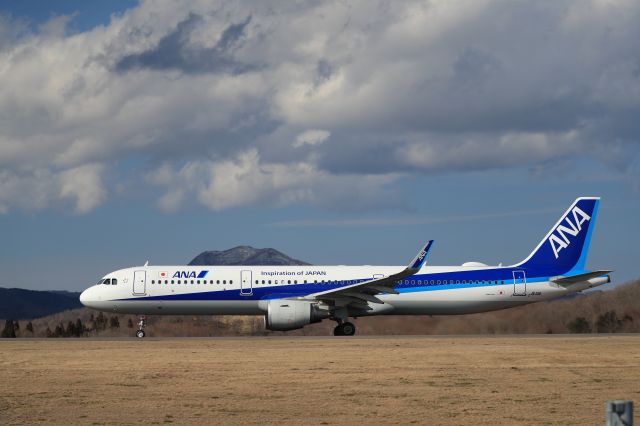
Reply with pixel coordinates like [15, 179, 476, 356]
[80, 287, 93, 307]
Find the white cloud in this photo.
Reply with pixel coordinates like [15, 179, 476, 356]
[59, 164, 107, 214]
[293, 129, 330, 147]
[0, 0, 639, 213]
[150, 149, 400, 211]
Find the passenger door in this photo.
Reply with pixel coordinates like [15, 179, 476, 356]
[133, 270, 146, 295]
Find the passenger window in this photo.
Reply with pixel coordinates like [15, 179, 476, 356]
[262, 280, 265, 284]
[294, 280, 298, 284]
[255, 280, 258, 284]
[171, 280, 174, 284]
[437, 280, 441, 284]
[268, 280, 271, 284]
[223, 280, 226, 284]
[151, 280, 155, 284]
[216, 280, 220, 284]
[430, 280, 434, 285]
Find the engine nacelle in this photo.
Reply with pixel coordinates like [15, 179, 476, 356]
[265, 300, 327, 331]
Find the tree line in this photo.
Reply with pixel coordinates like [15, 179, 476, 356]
[1, 312, 135, 338]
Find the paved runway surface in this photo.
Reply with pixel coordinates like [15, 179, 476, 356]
[1, 335, 639, 425]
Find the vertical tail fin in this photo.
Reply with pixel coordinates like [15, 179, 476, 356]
[515, 197, 600, 274]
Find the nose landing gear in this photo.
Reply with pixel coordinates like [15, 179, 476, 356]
[136, 315, 146, 338]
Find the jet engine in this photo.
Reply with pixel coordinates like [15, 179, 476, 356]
[265, 300, 328, 331]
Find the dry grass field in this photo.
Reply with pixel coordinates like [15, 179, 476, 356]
[1, 336, 639, 425]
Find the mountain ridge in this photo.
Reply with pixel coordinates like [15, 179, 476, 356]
[189, 245, 309, 266]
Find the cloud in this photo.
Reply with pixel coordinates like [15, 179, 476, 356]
[0, 164, 106, 214]
[293, 129, 330, 147]
[115, 13, 255, 74]
[0, 0, 639, 214]
[59, 163, 107, 214]
[150, 149, 401, 212]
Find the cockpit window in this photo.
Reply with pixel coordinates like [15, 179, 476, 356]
[111, 279, 117, 285]
[97, 279, 105, 285]
[103, 278, 111, 285]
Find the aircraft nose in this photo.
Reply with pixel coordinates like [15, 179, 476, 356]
[80, 287, 93, 307]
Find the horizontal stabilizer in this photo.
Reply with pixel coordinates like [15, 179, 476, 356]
[551, 270, 612, 285]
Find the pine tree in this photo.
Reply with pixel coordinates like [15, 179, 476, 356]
[45, 327, 53, 337]
[1, 320, 16, 338]
[75, 319, 83, 337]
[96, 312, 107, 330]
[26, 321, 34, 333]
[110, 316, 120, 328]
[54, 324, 64, 337]
[66, 321, 75, 337]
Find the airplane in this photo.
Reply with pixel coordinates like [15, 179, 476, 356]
[80, 197, 611, 337]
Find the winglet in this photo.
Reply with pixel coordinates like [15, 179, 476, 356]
[408, 240, 434, 271]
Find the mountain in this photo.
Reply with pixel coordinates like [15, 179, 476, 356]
[189, 245, 309, 266]
[0, 288, 82, 320]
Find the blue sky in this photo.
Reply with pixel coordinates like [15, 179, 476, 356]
[0, 1, 639, 291]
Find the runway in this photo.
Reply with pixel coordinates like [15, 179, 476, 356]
[1, 335, 639, 425]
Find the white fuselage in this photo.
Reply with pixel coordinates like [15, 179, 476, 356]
[79, 264, 608, 316]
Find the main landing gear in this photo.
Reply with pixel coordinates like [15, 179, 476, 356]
[333, 321, 356, 336]
[136, 315, 146, 338]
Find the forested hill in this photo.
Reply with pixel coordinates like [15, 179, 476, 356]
[0, 288, 82, 320]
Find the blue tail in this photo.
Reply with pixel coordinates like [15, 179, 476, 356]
[515, 197, 600, 274]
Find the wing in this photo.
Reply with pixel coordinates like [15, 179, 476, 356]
[301, 240, 434, 310]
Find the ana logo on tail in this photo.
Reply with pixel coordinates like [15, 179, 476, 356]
[548, 206, 591, 259]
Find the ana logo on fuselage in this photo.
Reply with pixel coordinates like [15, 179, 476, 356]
[172, 270, 209, 279]
[548, 206, 591, 259]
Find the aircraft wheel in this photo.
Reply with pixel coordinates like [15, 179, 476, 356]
[136, 330, 145, 338]
[333, 325, 344, 336]
[341, 322, 356, 336]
